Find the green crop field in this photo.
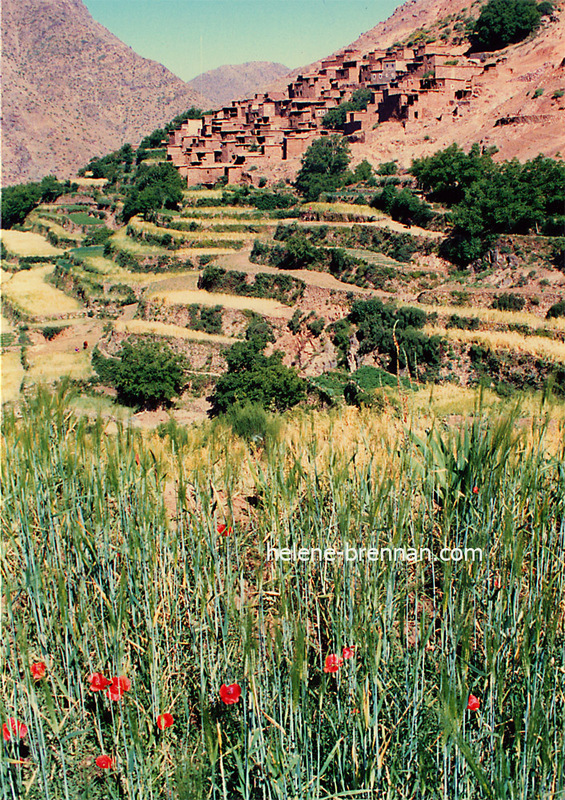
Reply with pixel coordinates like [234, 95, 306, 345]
[1, 388, 564, 799]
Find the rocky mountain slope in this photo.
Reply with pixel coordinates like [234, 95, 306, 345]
[188, 62, 290, 107]
[1, 0, 210, 185]
[266, 0, 565, 170]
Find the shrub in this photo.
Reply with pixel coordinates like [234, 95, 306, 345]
[1, 176, 71, 229]
[92, 341, 186, 408]
[492, 293, 526, 311]
[472, 0, 541, 50]
[294, 136, 351, 201]
[546, 300, 565, 319]
[226, 403, 280, 446]
[209, 340, 306, 414]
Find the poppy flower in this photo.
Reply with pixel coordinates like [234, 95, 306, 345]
[219, 683, 241, 705]
[342, 646, 355, 660]
[95, 754, 114, 769]
[156, 713, 174, 730]
[217, 523, 233, 536]
[472, 486, 479, 494]
[467, 694, 480, 711]
[2, 718, 28, 742]
[323, 654, 343, 673]
[106, 676, 131, 701]
[31, 661, 46, 680]
[88, 672, 110, 692]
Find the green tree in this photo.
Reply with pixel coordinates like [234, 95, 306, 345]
[122, 162, 185, 221]
[210, 334, 306, 414]
[1, 176, 70, 229]
[294, 135, 351, 201]
[92, 341, 186, 408]
[472, 0, 541, 50]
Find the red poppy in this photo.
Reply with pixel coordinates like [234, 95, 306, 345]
[467, 694, 480, 711]
[106, 676, 131, 701]
[88, 672, 110, 692]
[2, 718, 28, 742]
[342, 646, 355, 660]
[95, 754, 114, 769]
[217, 523, 233, 536]
[472, 486, 479, 494]
[156, 713, 174, 730]
[324, 654, 343, 673]
[31, 661, 46, 680]
[219, 683, 241, 705]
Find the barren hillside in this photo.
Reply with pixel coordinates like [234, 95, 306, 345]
[1, 0, 210, 185]
[266, 0, 565, 170]
[188, 62, 291, 107]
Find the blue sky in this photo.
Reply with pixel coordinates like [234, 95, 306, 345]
[83, 1, 401, 82]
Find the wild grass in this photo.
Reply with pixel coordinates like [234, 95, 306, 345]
[0, 231, 64, 257]
[129, 218, 254, 243]
[429, 325, 565, 363]
[26, 349, 93, 382]
[419, 304, 565, 331]
[303, 202, 382, 220]
[147, 287, 294, 318]
[114, 319, 235, 344]
[1, 386, 564, 799]
[0, 352, 24, 402]
[1, 266, 82, 317]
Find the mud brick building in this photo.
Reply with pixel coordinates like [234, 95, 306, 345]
[167, 44, 485, 186]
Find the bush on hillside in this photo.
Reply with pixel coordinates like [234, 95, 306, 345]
[472, 0, 541, 51]
[294, 136, 351, 201]
[92, 340, 186, 408]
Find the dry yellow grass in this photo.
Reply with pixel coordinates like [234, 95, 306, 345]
[147, 287, 293, 318]
[33, 216, 82, 243]
[129, 218, 255, 243]
[74, 177, 108, 187]
[27, 350, 93, 382]
[418, 304, 565, 331]
[1, 352, 24, 403]
[80, 254, 191, 286]
[1, 230, 64, 257]
[1, 315, 15, 335]
[304, 201, 382, 219]
[183, 189, 224, 200]
[114, 319, 235, 344]
[427, 325, 565, 364]
[1, 266, 82, 317]
[1, 264, 82, 317]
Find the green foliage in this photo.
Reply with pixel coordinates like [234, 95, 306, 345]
[552, 88, 564, 99]
[377, 161, 398, 176]
[225, 402, 281, 446]
[188, 304, 223, 334]
[79, 143, 134, 183]
[1, 176, 71, 228]
[370, 185, 434, 227]
[210, 338, 306, 414]
[413, 145, 565, 264]
[348, 299, 442, 376]
[472, 0, 541, 50]
[294, 135, 351, 201]
[92, 340, 186, 408]
[122, 162, 185, 222]
[546, 299, 565, 319]
[537, 1, 553, 13]
[198, 265, 304, 304]
[322, 88, 372, 130]
[492, 293, 526, 311]
[533, 87, 544, 98]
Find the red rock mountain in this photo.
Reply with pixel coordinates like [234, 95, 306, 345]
[1, 0, 210, 185]
[188, 62, 291, 108]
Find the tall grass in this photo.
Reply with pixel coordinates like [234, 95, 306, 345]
[1, 386, 564, 798]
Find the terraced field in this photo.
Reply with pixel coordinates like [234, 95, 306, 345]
[1, 229, 64, 257]
[1, 266, 82, 317]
